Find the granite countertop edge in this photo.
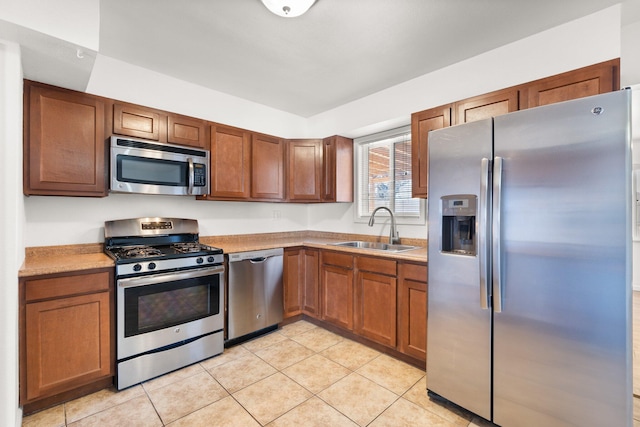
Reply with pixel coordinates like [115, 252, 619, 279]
[20, 231, 428, 277]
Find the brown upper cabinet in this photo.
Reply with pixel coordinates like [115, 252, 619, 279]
[454, 88, 519, 124]
[526, 58, 619, 108]
[113, 102, 207, 148]
[410, 59, 620, 198]
[207, 124, 251, 199]
[322, 136, 354, 202]
[410, 105, 452, 198]
[23, 80, 108, 197]
[251, 133, 285, 200]
[286, 139, 323, 202]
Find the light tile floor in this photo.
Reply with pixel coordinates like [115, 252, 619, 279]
[22, 295, 640, 427]
[22, 320, 492, 427]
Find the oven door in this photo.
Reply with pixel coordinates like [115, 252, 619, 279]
[116, 266, 224, 360]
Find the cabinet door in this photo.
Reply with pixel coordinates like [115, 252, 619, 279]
[251, 133, 284, 200]
[320, 252, 354, 330]
[526, 59, 619, 108]
[287, 139, 322, 201]
[168, 114, 207, 148]
[24, 291, 112, 401]
[209, 125, 251, 199]
[455, 88, 519, 124]
[411, 105, 452, 198]
[322, 136, 354, 202]
[113, 103, 161, 140]
[283, 248, 303, 318]
[302, 249, 320, 316]
[398, 262, 427, 362]
[24, 82, 107, 197]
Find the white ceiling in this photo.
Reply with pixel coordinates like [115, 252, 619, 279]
[15, 0, 630, 118]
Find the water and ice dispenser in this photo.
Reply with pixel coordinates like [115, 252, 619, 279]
[441, 195, 477, 256]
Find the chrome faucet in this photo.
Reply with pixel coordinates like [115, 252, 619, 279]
[368, 207, 400, 245]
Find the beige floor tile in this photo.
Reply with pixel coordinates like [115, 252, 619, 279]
[403, 377, 472, 427]
[321, 338, 380, 370]
[242, 330, 289, 352]
[207, 353, 278, 393]
[282, 353, 351, 393]
[290, 327, 343, 352]
[278, 320, 317, 337]
[254, 338, 315, 370]
[146, 371, 228, 424]
[142, 362, 204, 392]
[167, 395, 260, 427]
[357, 354, 424, 395]
[635, 396, 640, 421]
[67, 395, 161, 427]
[318, 373, 398, 427]
[269, 396, 358, 427]
[22, 404, 65, 427]
[199, 344, 252, 370]
[65, 385, 145, 424]
[233, 372, 312, 425]
[369, 397, 456, 427]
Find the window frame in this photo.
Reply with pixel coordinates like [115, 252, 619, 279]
[353, 125, 426, 225]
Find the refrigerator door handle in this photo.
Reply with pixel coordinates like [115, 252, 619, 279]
[479, 157, 491, 310]
[492, 156, 504, 312]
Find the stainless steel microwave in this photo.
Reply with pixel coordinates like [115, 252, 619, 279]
[110, 136, 210, 196]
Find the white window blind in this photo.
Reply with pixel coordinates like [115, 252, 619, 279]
[354, 126, 425, 223]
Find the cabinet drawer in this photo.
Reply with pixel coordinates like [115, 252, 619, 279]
[25, 271, 111, 302]
[357, 256, 396, 276]
[321, 251, 353, 269]
[400, 263, 427, 282]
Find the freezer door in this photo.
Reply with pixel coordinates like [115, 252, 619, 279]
[493, 91, 632, 427]
[427, 118, 493, 420]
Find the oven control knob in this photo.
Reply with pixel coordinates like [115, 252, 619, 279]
[133, 264, 142, 272]
[207, 256, 215, 263]
[148, 262, 157, 270]
[196, 257, 204, 264]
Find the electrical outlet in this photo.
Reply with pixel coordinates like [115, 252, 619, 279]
[273, 210, 281, 220]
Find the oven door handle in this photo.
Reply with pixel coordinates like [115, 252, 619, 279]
[118, 265, 225, 288]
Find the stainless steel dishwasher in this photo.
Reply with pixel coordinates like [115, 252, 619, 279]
[227, 248, 284, 341]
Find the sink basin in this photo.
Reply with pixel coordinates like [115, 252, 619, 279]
[330, 241, 418, 252]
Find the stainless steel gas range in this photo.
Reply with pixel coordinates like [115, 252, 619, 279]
[104, 217, 224, 390]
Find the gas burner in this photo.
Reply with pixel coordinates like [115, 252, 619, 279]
[122, 246, 163, 259]
[171, 242, 205, 254]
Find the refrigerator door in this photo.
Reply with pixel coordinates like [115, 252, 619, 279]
[427, 118, 493, 419]
[493, 91, 632, 427]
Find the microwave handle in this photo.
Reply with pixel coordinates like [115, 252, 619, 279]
[188, 158, 195, 195]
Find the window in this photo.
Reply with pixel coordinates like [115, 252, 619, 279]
[354, 126, 425, 224]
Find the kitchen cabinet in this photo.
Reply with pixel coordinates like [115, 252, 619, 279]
[454, 87, 519, 124]
[20, 268, 114, 413]
[113, 103, 207, 148]
[283, 247, 320, 318]
[23, 80, 108, 197]
[354, 256, 397, 348]
[286, 139, 323, 201]
[251, 133, 285, 200]
[410, 59, 619, 199]
[320, 251, 354, 330]
[322, 136, 354, 202]
[410, 105, 452, 198]
[207, 124, 251, 199]
[397, 262, 427, 362]
[525, 58, 619, 108]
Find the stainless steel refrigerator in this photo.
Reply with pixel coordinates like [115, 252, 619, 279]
[426, 90, 632, 427]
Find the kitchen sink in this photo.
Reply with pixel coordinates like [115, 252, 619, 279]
[330, 241, 418, 252]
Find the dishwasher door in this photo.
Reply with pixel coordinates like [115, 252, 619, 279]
[227, 248, 284, 340]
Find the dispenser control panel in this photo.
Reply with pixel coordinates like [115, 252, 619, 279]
[441, 194, 477, 256]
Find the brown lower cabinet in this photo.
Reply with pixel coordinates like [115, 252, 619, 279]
[397, 262, 427, 362]
[284, 248, 427, 363]
[20, 268, 114, 414]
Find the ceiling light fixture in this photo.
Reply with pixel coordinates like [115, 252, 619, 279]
[260, 0, 316, 18]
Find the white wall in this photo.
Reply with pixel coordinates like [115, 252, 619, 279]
[0, 39, 24, 427]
